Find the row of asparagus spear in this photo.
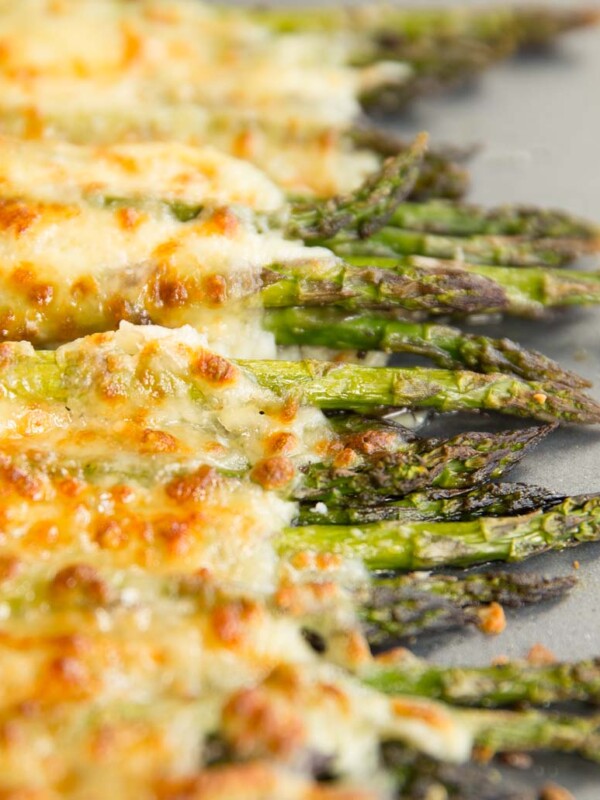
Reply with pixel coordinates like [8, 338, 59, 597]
[243, 4, 600, 112]
[6, 355, 600, 579]
[0, 2, 596, 203]
[0, 155, 596, 794]
[0, 554, 596, 800]
[0, 7, 599, 793]
[0, 137, 599, 400]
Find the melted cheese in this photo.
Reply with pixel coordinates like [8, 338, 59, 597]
[0, 0, 405, 195]
[0, 324, 334, 469]
[0, 326, 475, 789]
[0, 699, 395, 799]
[0, 93, 380, 195]
[0, 325, 339, 589]
[0, 193, 336, 346]
[0, 589, 470, 793]
[0, 138, 285, 212]
[0, 1, 403, 127]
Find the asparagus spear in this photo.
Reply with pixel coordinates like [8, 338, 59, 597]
[98, 134, 468, 240]
[336, 255, 600, 317]
[388, 200, 600, 241]
[249, 5, 600, 110]
[278, 493, 600, 571]
[162, 197, 598, 269]
[12, 134, 593, 273]
[371, 571, 577, 613]
[297, 427, 554, 504]
[298, 482, 566, 525]
[266, 307, 590, 387]
[6, 348, 598, 424]
[328, 227, 598, 268]
[0, 425, 549, 507]
[357, 570, 575, 648]
[348, 126, 471, 201]
[360, 7, 600, 112]
[108, 181, 598, 272]
[367, 653, 600, 708]
[243, 360, 600, 424]
[250, 6, 599, 56]
[0, 153, 597, 342]
[287, 133, 428, 241]
[471, 708, 600, 763]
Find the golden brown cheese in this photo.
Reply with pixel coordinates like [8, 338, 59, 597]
[0, 664, 470, 796]
[0, 338, 392, 487]
[0, 191, 336, 347]
[0, 1, 403, 124]
[0, 325, 340, 588]
[0, 0, 405, 194]
[0, 93, 380, 196]
[0, 138, 285, 212]
[0, 460, 292, 588]
[0, 606, 316, 711]
[0, 700, 391, 799]
[0, 325, 477, 795]
[155, 761, 383, 800]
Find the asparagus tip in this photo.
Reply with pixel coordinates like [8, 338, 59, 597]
[516, 6, 600, 48]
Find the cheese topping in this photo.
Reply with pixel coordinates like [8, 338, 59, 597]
[0, 192, 337, 346]
[0, 1, 404, 127]
[0, 0, 406, 195]
[0, 137, 285, 212]
[0, 324, 476, 795]
[0, 324, 334, 470]
[0, 93, 380, 195]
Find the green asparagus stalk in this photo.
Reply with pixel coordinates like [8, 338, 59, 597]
[382, 742, 534, 800]
[307, 191, 599, 269]
[328, 227, 598, 268]
[359, 7, 600, 112]
[372, 571, 578, 612]
[348, 126, 471, 201]
[336, 255, 600, 317]
[297, 427, 554, 504]
[388, 200, 600, 241]
[243, 359, 600, 424]
[298, 482, 565, 525]
[99, 135, 427, 238]
[471, 709, 600, 763]
[265, 307, 591, 387]
[249, 6, 599, 59]
[6, 347, 599, 425]
[86, 137, 597, 270]
[287, 133, 428, 241]
[357, 570, 575, 648]
[278, 493, 600, 571]
[367, 654, 600, 708]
